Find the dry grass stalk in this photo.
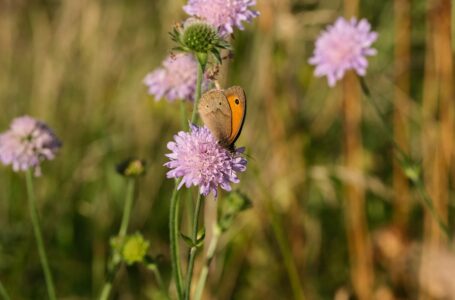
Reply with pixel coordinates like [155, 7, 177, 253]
[393, 0, 412, 231]
[420, 1, 452, 298]
[341, 1, 375, 299]
[421, 0, 451, 250]
[342, 71, 374, 300]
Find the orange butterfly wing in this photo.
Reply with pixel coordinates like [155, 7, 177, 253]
[224, 86, 247, 146]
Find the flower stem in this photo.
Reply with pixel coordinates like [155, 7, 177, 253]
[118, 179, 135, 238]
[191, 59, 205, 124]
[25, 170, 57, 300]
[0, 280, 11, 300]
[184, 193, 204, 300]
[98, 179, 136, 300]
[359, 77, 450, 238]
[180, 102, 188, 130]
[170, 180, 184, 299]
[194, 225, 220, 300]
[99, 282, 112, 300]
[147, 264, 168, 298]
[267, 202, 305, 300]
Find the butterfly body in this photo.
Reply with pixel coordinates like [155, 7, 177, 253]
[198, 86, 247, 150]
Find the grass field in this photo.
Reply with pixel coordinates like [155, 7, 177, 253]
[1, 0, 455, 299]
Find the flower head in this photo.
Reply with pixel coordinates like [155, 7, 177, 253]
[309, 17, 378, 87]
[143, 53, 210, 102]
[0, 116, 61, 176]
[165, 125, 247, 197]
[183, 0, 259, 37]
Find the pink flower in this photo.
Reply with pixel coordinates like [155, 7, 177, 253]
[183, 0, 259, 37]
[309, 17, 378, 87]
[143, 53, 210, 102]
[165, 125, 247, 197]
[0, 116, 61, 176]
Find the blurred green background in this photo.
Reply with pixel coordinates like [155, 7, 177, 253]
[1, 0, 455, 299]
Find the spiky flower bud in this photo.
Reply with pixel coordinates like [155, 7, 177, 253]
[170, 18, 230, 66]
[183, 21, 219, 53]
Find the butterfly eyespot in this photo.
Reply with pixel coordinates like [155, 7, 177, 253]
[235, 98, 240, 105]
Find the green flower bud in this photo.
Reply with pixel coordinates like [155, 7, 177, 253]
[116, 158, 146, 177]
[404, 163, 420, 183]
[122, 233, 150, 265]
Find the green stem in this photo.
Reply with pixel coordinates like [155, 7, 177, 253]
[359, 77, 450, 239]
[25, 170, 57, 300]
[0, 280, 11, 300]
[184, 194, 204, 300]
[267, 202, 305, 300]
[170, 180, 184, 299]
[413, 178, 450, 235]
[180, 102, 188, 130]
[191, 60, 205, 124]
[194, 225, 220, 300]
[118, 179, 135, 238]
[148, 264, 168, 298]
[98, 179, 136, 300]
[99, 282, 112, 300]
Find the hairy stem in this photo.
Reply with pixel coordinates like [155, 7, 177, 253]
[26, 170, 57, 300]
[180, 101, 188, 130]
[170, 180, 184, 299]
[184, 194, 204, 300]
[191, 60, 205, 124]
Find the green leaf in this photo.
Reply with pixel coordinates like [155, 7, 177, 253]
[171, 46, 189, 53]
[218, 191, 252, 232]
[195, 239, 204, 248]
[180, 232, 195, 247]
[195, 228, 206, 248]
[211, 48, 222, 65]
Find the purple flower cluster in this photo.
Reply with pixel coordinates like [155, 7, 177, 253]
[143, 53, 210, 102]
[0, 116, 61, 176]
[183, 0, 259, 36]
[309, 17, 378, 87]
[165, 125, 247, 197]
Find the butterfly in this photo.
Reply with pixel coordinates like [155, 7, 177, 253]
[198, 86, 247, 150]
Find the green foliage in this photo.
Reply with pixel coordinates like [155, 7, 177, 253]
[218, 191, 252, 232]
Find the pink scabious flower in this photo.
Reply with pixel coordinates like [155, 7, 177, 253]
[183, 0, 259, 37]
[165, 125, 247, 197]
[309, 17, 378, 87]
[0, 116, 61, 176]
[143, 53, 210, 102]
